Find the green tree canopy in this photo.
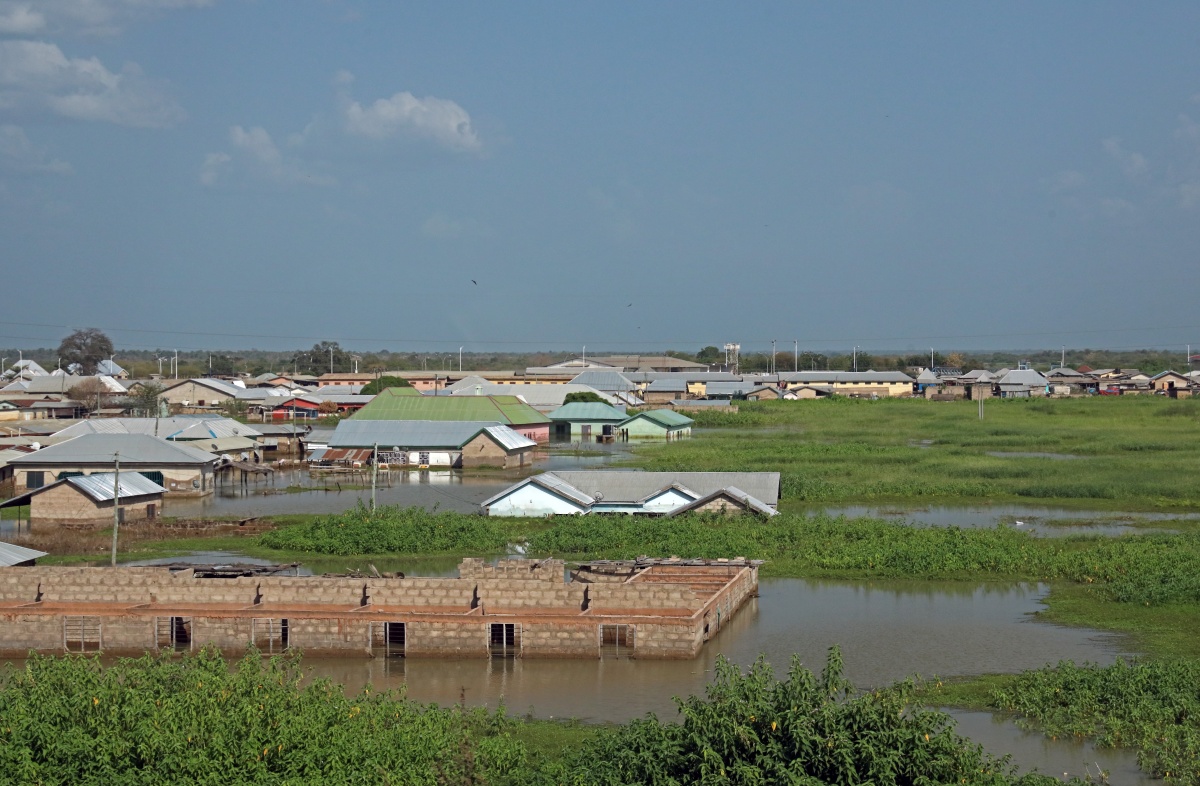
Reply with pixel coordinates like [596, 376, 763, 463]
[563, 390, 609, 405]
[360, 376, 413, 396]
[57, 328, 114, 375]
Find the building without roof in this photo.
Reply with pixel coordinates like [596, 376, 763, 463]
[0, 472, 167, 525]
[0, 557, 758, 660]
[322, 420, 536, 469]
[352, 390, 551, 443]
[3, 434, 219, 496]
[482, 471, 779, 517]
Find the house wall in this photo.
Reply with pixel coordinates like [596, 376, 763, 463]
[0, 561, 756, 659]
[486, 484, 588, 516]
[159, 381, 234, 408]
[622, 418, 691, 439]
[29, 483, 162, 524]
[460, 433, 531, 469]
[13, 464, 212, 496]
[641, 487, 697, 513]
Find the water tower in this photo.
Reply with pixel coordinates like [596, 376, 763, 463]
[723, 343, 740, 375]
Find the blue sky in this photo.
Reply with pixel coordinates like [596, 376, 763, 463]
[2, 2, 1199, 356]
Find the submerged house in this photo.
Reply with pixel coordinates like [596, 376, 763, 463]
[0, 471, 167, 526]
[482, 470, 780, 517]
[320, 420, 536, 469]
[352, 390, 551, 443]
[618, 409, 693, 440]
[546, 402, 629, 441]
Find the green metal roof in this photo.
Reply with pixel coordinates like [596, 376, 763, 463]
[352, 391, 550, 424]
[620, 409, 694, 429]
[546, 402, 628, 422]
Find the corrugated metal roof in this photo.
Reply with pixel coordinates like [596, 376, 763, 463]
[352, 391, 550, 424]
[705, 381, 757, 395]
[997, 369, 1050, 387]
[0, 540, 46, 567]
[67, 471, 167, 502]
[54, 417, 261, 441]
[481, 425, 537, 451]
[645, 379, 689, 392]
[8, 433, 219, 465]
[568, 371, 636, 392]
[328, 419, 534, 452]
[533, 471, 780, 505]
[450, 383, 618, 409]
[622, 409, 694, 428]
[778, 371, 915, 384]
[546, 402, 628, 421]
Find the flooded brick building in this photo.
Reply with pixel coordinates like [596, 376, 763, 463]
[0, 558, 758, 659]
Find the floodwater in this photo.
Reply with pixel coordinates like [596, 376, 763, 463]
[163, 441, 638, 519]
[806, 503, 1195, 537]
[295, 577, 1145, 782]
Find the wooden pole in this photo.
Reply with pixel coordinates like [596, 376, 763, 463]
[110, 453, 120, 567]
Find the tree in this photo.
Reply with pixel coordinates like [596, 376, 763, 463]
[58, 328, 114, 375]
[360, 376, 413, 396]
[126, 382, 165, 416]
[563, 391, 609, 405]
[317, 400, 339, 414]
[68, 378, 110, 413]
[696, 346, 722, 364]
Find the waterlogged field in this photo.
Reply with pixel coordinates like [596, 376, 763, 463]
[638, 396, 1200, 509]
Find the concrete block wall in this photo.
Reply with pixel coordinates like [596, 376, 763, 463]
[476, 580, 585, 610]
[191, 616, 254, 652]
[0, 614, 63, 655]
[630, 621, 704, 659]
[520, 621, 599, 658]
[587, 584, 701, 611]
[287, 618, 370, 655]
[368, 579, 475, 608]
[459, 558, 564, 582]
[405, 621, 488, 657]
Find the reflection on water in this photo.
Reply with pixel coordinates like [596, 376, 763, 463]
[162, 442, 639, 519]
[807, 503, 1195, 537]
[948, 709, 1156, 785]
[303, 578, 1128, 723]
[298, 578, 1143, 780]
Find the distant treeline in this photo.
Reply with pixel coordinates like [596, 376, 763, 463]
[2, 343, 1192, 378]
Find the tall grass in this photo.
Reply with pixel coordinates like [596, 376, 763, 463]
[631, 397, 1200, 507]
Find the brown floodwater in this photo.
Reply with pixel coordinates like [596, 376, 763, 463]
[295, 577, 1150, 782]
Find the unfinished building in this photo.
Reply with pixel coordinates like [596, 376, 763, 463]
[0, 558, 758, 660]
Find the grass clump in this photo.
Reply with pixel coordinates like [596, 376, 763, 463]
[258, 502, 514, 556]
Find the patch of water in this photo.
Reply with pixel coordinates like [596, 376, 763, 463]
[808, 504, 1195, 537]
[298, 578, 1141, 779]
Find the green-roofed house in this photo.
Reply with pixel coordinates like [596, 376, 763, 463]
[546, 402, 629, 441]
[352, 390, 551, 442]
[618, 409, 694, 440]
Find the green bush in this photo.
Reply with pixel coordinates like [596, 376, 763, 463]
[259, 503, 510, 555]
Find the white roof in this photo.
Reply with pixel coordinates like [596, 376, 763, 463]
[0, 541, 46, 566]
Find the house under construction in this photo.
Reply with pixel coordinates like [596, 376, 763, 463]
[0, 558, 759, 659]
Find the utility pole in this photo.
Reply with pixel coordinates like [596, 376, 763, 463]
[978, 393, 985, 421]
[371, 443, 378, 512]
[853, 346, 858, 373]
[1061, 345, 1065, 369]
[459, 346, 463, 372]
[793, 340, 798, 373]
[174, 350, 179, 379]
[110, 453, 120, 567]
[930, 348, 934, 370]
[771, 339, 776, 375]
[329, 346, 334, 375]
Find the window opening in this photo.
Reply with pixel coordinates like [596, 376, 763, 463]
[370, 622, 406, 657]
[156, 616, 192, 651]
[64, 616, 102, 653]
[251, 618, 289, 653]
[599, 624, 633, 658]
[489, 623, 520, 657]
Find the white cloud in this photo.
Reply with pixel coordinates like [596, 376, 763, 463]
[202, 125, 335, 187]
[198, 151, 228, 185]
[0, 3, 45, 34]
[1175, 113, 1200, 145]
[1102, 136, 1149, 179]
[0, 40, 183, 127]
[0, 124, 70, 173]
[344, 91, 481, 152]
[0, 0, 214, 37]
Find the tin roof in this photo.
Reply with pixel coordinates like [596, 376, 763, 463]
[546, 402, 628, 422]
[329, 420, 535, 451]
[352, 390, 550, 425]
[0, 540, 46, 566]
[485, 470, 780, 507]
[621, 409, 694, 428]
[54, 417, 262, 441]
[66, 471, 168, 501]
[778, 371, 915, 384]
[8, 434, 220, 466]
[568, 371, 636, 392]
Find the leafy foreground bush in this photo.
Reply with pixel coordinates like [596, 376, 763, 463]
[0, 647, 1094, 786]
[559, 647, 1080, 786]
[0, 648, 526, 786]
[259, 503, 511, 555]
[992, 658, 1200, 786]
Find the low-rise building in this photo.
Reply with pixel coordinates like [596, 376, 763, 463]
[321, 420, 535, 469]
[482, 471, 779, 517]
[546, 402, 629, 441]
[3, 434, 219, 496]
[618, 409, 693, 440]
[352, 390, 551, 443]
[0, 471, 166, 525]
